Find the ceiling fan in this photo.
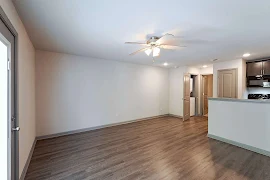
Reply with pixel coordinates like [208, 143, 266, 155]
[125, 33, 186, 57]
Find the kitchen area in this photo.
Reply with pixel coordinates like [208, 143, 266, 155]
[246, 58, 270, 100]
[208, 57, 270, 157]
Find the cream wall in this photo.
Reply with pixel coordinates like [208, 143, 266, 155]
[35, 50, 169, 136]
[200, 65, 214, 75]
[0, 0, 36, 178]
[213, 59, 246, 98]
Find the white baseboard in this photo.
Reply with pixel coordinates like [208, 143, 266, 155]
[208, 134, 270, 157]
[168, 114, 183, 119]
[37, 114, 170, 140]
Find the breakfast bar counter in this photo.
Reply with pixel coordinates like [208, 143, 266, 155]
[208, 97, 270, 157]
[208, 97, 270, 104]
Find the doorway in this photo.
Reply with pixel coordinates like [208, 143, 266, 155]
[201, 74, 213, 116]
[0, 8, 18, 180]
[183, 73, 200, 121]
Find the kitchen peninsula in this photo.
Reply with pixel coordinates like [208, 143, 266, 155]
[208, 97, 270, 157]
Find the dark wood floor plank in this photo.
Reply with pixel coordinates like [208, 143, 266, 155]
[25, 116, 270, 180]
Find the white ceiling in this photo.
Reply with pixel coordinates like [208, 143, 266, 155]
[14, 0, 270, 67]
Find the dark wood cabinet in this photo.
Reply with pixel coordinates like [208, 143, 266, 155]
[263, 61, 270, 75]
[246, 60, 270, 76]
[246, 59, 270, 87]
[247, 61, 262, 76]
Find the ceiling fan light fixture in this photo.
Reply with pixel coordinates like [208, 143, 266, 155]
[145, 49, 152, 56]
[125, 35, 186, 58]
[153, 47, 160, 57]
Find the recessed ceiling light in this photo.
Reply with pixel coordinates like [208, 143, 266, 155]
[202, 65, 208, 68]
[243, 53, 251, 57]
[163, 62, 168, 66]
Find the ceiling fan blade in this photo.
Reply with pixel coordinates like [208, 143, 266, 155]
[125, 42, 148, 45]
[156, 33, 174, 44]
[160, 33, 175, 38]
[172, 35, 184, 38]
[159, 44, 187, 49]
[160, 44, 186, 47]
[183, 39, 211, 44]
[129, 47, 150, 55]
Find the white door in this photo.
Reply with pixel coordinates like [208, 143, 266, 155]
[0, 16, 18, 180]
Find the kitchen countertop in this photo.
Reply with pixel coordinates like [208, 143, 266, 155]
[208, 97, 270, 104]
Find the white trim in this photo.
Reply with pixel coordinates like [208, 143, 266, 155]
[168, 114, 183, 119]
[208, 134, 270, 157]
[37, 114, 170, 140]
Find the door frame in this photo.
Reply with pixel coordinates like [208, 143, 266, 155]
[0, 7, 19, 180]
[217, 68, 238, 98]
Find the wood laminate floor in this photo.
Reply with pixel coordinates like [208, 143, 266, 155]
[25, 116, 270, 180]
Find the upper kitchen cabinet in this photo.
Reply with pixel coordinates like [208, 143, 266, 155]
[246, 60, 270, 76]
[247, 61, 262, 76]
[263, 61, 270, 75]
